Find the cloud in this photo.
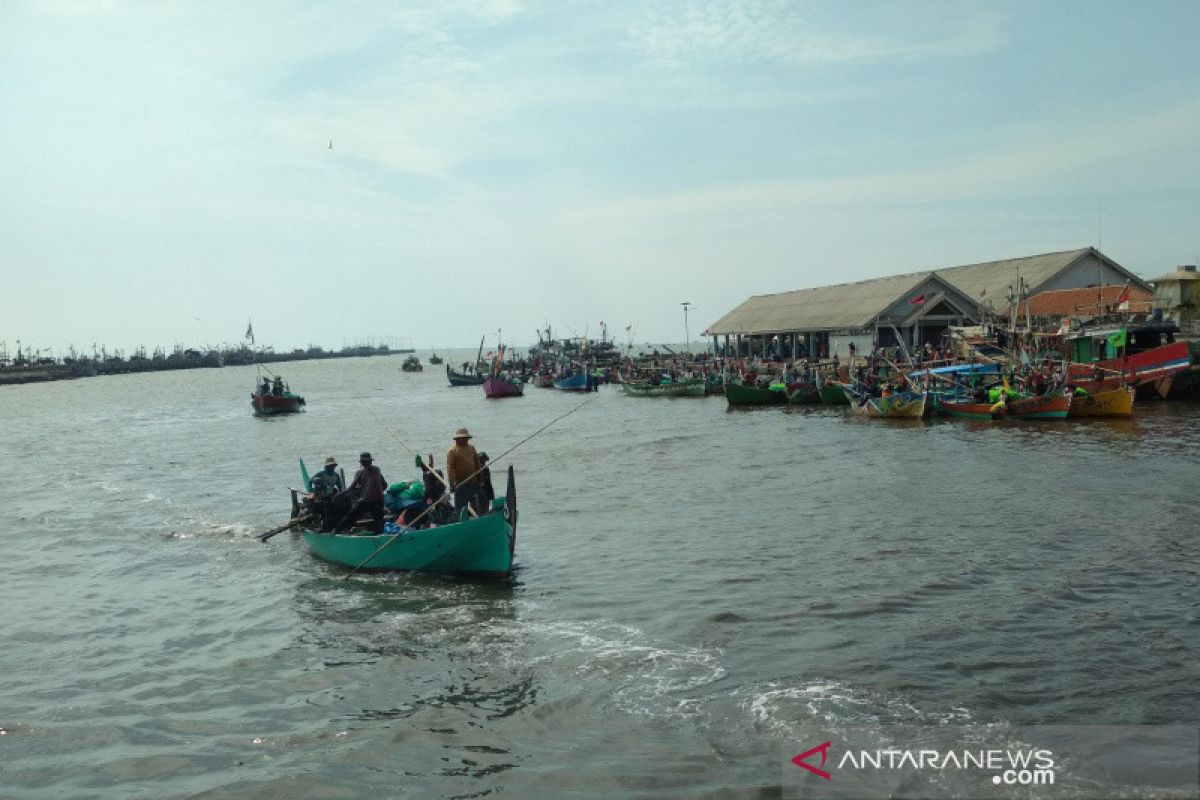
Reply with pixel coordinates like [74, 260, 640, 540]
[629, 0, 1005, 69]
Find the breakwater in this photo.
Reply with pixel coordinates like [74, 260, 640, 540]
[0, 345, 413, 386]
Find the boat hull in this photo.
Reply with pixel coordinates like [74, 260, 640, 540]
[622, 380, 706, 398]
[819, 381, 849, 405]
[1007, 393, 1072, 420]
[845, 387, 927, 418]
[447, 365, 485, 386]
[725, 382, 787, 406]
[483, 376, 524, 398]
[252, 393, 305, 415]
[932, 395, 1005, 420]
[554, 373, 593, 391]
[302, 510, 514, 575]
[1068, 386, 1134, 418]
[786, 381, 821, 404]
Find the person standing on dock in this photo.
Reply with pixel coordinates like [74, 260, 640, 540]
[336, 452, 387, 534]
[446, 428, 483, 517]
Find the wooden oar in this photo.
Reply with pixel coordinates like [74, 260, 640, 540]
[259, 514, 313, 542]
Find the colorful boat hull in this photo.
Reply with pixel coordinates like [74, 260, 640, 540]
[725, 382, 787, 406]
[1068, 386, 1134, 418]
[483, 376, 524, 398]
[932, 395, 1005, 420]
[844, 387, 928, 418]
[1007, 392, 1072, 420]
[251, 392, 305, 415]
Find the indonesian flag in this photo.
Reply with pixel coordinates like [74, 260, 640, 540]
[1116, 285, 1131, 311]
[1056, 318, 1070, 336]
[909, 293, 925, 305]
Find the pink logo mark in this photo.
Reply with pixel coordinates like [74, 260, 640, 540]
[792, 741, 833, 780]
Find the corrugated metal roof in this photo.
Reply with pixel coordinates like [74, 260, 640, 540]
[705, 248, 1111, 336]
[1150, 266, 1200, 282]
[933, 248, 1093, 301]
[706, 272, 934, 334]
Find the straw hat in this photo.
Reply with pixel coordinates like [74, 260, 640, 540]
[324, 456, 337, 466]
[453, 428, 472, 440]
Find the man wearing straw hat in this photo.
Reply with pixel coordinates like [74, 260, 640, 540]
[446, 428, 483, 517]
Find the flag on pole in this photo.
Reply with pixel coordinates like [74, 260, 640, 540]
[1116, 285, 1131, 311]
[909, 293, 926, 305]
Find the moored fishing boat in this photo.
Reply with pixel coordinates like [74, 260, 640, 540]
[401, 355, 423, 372]
[786, 381, 821, 404]
[554, 371, 593, 392]
[819, 380, 849, 405]
[843, 385, 928, 419]
[483, 374, 524, 398]
[1007, 391, 1072, 420]
[428, 353, 443, 365]
[302, 467, 518, 576]
[1068, 385, 1134, 418]
[447, 363, 485, 386]
[932, 395, 1006, 421]
[621, 379, 706, 398]
[725, 382, 787, 406]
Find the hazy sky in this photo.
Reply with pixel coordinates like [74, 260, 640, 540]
[3, 1, 1198, 356]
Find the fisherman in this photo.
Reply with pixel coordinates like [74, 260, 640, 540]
[414, 453, 451, 524]
[446, 427, 483, 517]
[309, 456, 345, 531]
[271, 376, 284, 396]
[335, 452, 387, 534]
[478, 452, 496, 507]
[260, 378, 271, 396]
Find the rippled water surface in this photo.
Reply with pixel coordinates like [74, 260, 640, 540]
[1, 355, 1197, 798]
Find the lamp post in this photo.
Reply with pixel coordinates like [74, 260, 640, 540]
[681, 302, 691, 353]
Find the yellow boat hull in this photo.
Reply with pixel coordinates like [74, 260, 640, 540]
[1068, 386, 1135, 418]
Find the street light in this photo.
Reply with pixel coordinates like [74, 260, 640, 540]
[681, 302, 692, 353]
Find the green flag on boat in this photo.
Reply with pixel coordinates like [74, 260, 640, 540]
[1107, 328, 1127, 350]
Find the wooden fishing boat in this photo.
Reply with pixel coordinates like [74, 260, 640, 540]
[400, 355, 423, 372]
[554, 372, 593, 392]
[1007, 391, 1072, 420]
[703, 375, 727, 396]
[447, 364, 485, 386]
[621, 379, 706, 398]
[1068, 386, 1134, 418]
[483, 374, 524, 398]
[251, 385, 305, 415]
[932, 395, 1006, 421]
[725, 382, 787, 406]
[533, 373, 556, 388]
[302, 467, 518, 576]
[843, 385, 928, 419]
[428, 353, 444, 365]
[786, 381, 821, 404]
[819, 380, 849, 406]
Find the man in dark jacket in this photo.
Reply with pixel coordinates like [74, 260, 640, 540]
[335, 452, 387, 534]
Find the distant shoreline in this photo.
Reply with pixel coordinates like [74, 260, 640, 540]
[0, 347, 415, 387]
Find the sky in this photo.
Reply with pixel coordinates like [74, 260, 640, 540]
[3, 0, 1199, 357]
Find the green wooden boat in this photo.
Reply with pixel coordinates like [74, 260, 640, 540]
[302, 467, 518, 576]
[786, 381, 821, 404]
[621, 379, 706, 398]
[819, 380, 849, 405]
[725, 382, 787, 406]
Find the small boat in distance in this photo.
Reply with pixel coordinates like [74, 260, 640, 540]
[484, 374, 524, 398]
[251, 375, 305, 415]
[401, 355, 424, 372]
[428, 353, 444, 365]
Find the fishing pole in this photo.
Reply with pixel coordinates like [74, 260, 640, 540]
[343, 392, 599, 579]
